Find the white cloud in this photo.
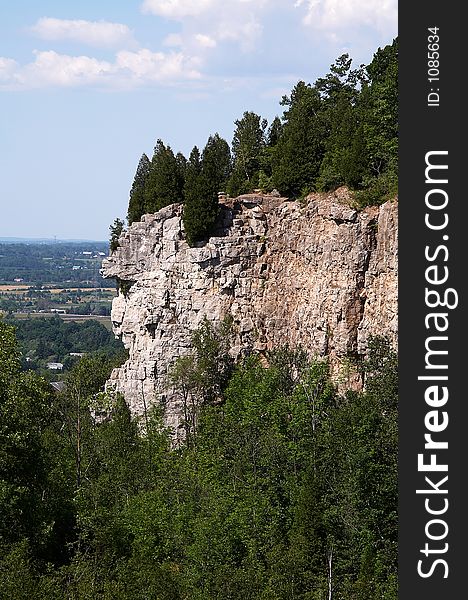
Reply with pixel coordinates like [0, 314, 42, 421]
[195, 34, 217, 48]
[295, 0, 397, 34]
[217, 16, 263, 52]
[0, 57, 19, 82]
[22, 51, 113, 87]
[0, 49, 201, 90]
[141, 0, 215, 18]
[144, 0, 396, 61]
[2, 2, 397, 91]
[116, 49, 201, 81]
[141, 0, 271, 54]
[30, 17, 135, 48]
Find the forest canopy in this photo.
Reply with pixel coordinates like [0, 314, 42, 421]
[123, 40, 397, 246]
[0, 319, 397, 599]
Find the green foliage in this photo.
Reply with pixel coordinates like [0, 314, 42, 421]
[269, 42, 397, 202]
[0, 542, 41, 600]
[314, 56, 368, 191]
[352, 167, 398, 208]
[109, 218, 125, 253]
[364, 39, 398, 180]
[126, 40, 397, 238]
[182, 134, 231, 246]
[127, 154, 151, 224]
[351, 40, 398, 207]
[200, 133, 231, 197]
[144, 140, 185, 214]
[7, 315, 125, 370]
[271, 81, 325, 197]
[227, 111, 267, 196]
[0, 241, 109, 288]
[267, 116, 283, 147]
[0, 321, 75, 566]
[170, 317, 234, 443]
[0, 319, 397, 599]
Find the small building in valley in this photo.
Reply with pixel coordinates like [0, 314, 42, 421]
[47, 362, 64, 371]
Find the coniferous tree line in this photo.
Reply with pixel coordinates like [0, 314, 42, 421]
[123, 40, 397, 247]
[0, 317, 397, 599]
[0, 39, 398, 598]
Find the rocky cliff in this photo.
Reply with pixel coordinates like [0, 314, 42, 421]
[102, 188, 397, 437]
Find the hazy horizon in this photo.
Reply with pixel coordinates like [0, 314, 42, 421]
[0, 236, 108, 244]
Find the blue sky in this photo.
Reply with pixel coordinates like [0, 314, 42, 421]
[0, 0, 397, 241]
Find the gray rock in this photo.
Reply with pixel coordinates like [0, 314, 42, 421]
[102, 190, 398, 441]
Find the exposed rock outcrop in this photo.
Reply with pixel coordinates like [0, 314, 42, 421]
[102, 189, 397, 437]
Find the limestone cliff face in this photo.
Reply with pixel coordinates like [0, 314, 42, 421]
[102, 189, 397, 437]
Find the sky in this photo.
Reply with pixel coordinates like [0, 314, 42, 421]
[0, 0, 397, 241]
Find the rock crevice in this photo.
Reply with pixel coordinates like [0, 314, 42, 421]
[102, 189, 397, 436]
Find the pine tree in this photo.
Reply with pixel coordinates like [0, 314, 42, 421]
[200, 133, 231, 197]
[144, 140, 184, 213]
[127, 154, 150, 224]
[227, 111, 266, 196]
[182, 135, 230, 246]
[267, 116, 283, 147]
[176, 151, 187, 184]
[183, 146, 203, 203]
[315, 55, 368, 191]
[109, 218, 125, 253]
[271, 82, 325, 197]
[354, 39, 398, 206]
[364, 39, 398, 178]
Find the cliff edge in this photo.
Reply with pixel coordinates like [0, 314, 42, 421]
[102, 188, 397, 436]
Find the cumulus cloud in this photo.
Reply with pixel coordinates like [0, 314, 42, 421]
[116, 49, 201, 81]
[294, 0, 397, 35]
[144, 0, 396, 61]
[194, 34, 217, 48]
[141, 0, 270, 54]
[141, 0, 215, 18]
[0, 49, 201, 90]
[0, 57, 19, 82]
[22, 51, 114, 87]
[30, 17, 135, 48]
[2, 2, 397, 91]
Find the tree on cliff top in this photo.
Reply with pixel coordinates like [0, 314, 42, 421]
[183, 134, 231, 246]
[144, 140, 184, 214]
[227, 111, 266, 196]
[315, 54, 369, 191]
[127, 153, 151, 224]
[271, 81, 325, 197]
[200, 133, 231, 197]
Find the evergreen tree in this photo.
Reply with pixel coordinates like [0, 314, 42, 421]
[267, 116, 283, 147]
[271, 82, 325, 197]
[183, 146, 203, 203]
[200, 133, 231, 196]
[182, 135, 230, 246]
[354, 39, 398, 206]
[144, 140, 184, 213]
[127, 154, 151, 224]
[227, 111, 266, 196]
[365, 39, 398, 177]
[109, 218, 125, 253]
[315, 55, 368, 191]
[176, 152, 187, 184]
